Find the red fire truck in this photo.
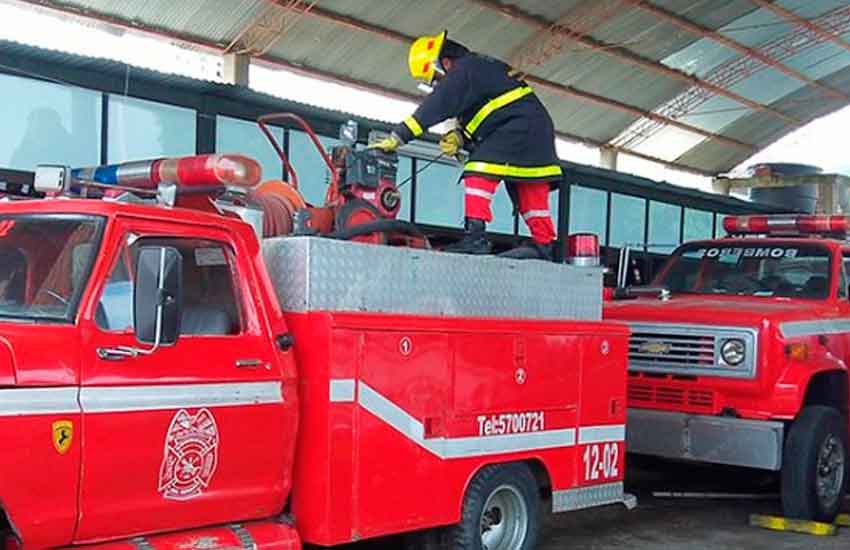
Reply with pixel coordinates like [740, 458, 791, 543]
[0, 149, 631, 550]
[606, 214, 850, 523]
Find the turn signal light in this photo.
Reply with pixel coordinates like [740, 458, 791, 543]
[566, 233, 600, 267]
[785, 342, 809, 362]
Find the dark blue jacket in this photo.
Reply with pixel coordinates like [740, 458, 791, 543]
[395, 53, 562, 184]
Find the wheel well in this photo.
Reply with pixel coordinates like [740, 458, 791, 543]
[523, 459, 553, 499]
[803, 370, 849, 414]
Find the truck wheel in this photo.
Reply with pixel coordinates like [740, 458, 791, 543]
[449, 463, 540, 550]
[781, 405, 849, 522]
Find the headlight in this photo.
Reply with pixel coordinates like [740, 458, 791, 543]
[720, 338, 746, 366]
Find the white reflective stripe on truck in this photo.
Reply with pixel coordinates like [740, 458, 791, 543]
[329, 378, 625, 458]
[0, 381, 283, 416]
[81, 381, 283, 412]
[0, 387, 79, 416]
[780, 318, 850, 338]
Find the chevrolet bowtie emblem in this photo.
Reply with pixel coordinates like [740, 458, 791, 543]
[638, 341, 671, 354]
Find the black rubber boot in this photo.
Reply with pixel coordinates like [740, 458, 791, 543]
[443, 218, 492, 255]
[499, 241, 554, 261]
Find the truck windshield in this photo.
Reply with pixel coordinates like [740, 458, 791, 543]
[0, 215, 103, 322]
[655, 242, 832, 298]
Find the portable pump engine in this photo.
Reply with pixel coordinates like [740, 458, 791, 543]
[254, 113, 428, 248]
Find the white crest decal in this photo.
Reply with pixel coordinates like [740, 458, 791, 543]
[158, 408, 219, 501]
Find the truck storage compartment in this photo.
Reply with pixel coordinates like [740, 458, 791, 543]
[261, 238, 627, 546]
[262, 236, 603, 320]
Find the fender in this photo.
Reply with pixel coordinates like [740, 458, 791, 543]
[454, 456, 553, 521]
[772, 348, 848, 419]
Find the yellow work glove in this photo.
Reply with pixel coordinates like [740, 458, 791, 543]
[439, 129, 464, 158]
[369, 134, 401, 152]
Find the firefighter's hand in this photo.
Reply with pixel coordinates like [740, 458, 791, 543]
[369, 134, 401, 152]
[439, 129, 464, 158]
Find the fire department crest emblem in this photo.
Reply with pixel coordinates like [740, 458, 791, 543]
[158, 408, 219, 501]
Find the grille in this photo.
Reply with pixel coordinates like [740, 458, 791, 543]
[626, 323, 758, 379]
[628, 383, 716, 412]
[629, 332, 715, 367]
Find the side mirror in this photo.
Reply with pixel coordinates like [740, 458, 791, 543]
[134, 246, 182, 346]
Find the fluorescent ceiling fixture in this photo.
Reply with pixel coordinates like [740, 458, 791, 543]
[0, 0, 223, 82]
[250, 62, 417, 124]
[556, 139, 598, 167]
[631, 126, 706, 163]
[619, 153, 713, 193]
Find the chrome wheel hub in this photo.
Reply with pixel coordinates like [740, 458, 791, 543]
[816, 435, 845, 509]
[480, 485, 528, 550]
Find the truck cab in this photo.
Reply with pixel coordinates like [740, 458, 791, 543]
[605, 214, 850, 522]
[0, 199, 299, 548]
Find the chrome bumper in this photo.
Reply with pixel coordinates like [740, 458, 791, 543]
[627, 409, 785, 471]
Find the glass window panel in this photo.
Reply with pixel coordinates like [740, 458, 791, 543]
[396, 155, 413, 222]
[569, 186, 608, 244]
[684, 208, 714, 242]
[108, 95, 195, 162]
[415, 161, 464, 227]
[216, 116, 283, 181]
[519, 188, 559, 237]
[0, 73, 101, 171]
[648, 201, 682, 254]
[288, 130, 338, 206]
[609, 193, 646, 249]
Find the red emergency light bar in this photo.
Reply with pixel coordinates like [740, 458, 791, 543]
[723, 215, 850, 236]
[68, 154, 262, 193]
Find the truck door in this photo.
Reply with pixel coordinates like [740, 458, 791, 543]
[75, 220, 289, 542]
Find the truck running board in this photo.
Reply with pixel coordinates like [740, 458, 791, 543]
[58, 520, 301, 550]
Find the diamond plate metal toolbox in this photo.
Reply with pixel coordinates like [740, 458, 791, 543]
[261, 237, 602, 320]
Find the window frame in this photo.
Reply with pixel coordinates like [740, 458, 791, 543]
[94, 232, 246, 337]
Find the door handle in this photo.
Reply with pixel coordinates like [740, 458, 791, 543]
[235, 359, 264, 369]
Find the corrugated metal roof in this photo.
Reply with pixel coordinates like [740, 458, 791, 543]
[10, 0, 850, 175]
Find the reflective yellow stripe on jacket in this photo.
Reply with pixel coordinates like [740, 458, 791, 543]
[464, 86, 534, 138]
[403, 116, 424, 137]
[464, 161, 562, 179]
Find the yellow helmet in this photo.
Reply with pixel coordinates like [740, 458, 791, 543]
[408, 31, 447, 85]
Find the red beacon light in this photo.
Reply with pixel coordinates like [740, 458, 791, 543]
[566, 233, 600, 266]
[723, 215, 850, 236]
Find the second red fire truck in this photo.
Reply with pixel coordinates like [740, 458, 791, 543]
[606, 214, 850, 522]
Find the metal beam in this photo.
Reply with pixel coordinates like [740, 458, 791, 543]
[277, 2, 755, 152]
[525, 76, 754, 151]
[508, 0, 626, 75]
[749, 0, 850, 54]
[623, 0, 850, 102]
[13, 0, 717, 175]
[466, 0, 798, 125]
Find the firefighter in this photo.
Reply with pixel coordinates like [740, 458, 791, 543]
[372, 31, 562, 259]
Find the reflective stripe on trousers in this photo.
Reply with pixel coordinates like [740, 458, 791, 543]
[464, 176, 556, 244]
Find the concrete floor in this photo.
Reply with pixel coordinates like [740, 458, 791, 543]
[327, 458, 850, 550]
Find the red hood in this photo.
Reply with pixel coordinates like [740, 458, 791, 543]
[604, 294, 837, 328]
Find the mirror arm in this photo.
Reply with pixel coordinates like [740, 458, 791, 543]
[98, 250, 168, 362]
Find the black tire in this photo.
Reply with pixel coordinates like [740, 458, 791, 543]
[448, 463, 541, 550]
[781, 405, 849, 522]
